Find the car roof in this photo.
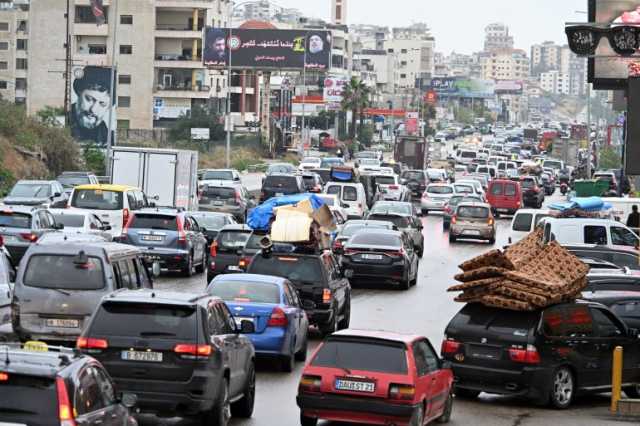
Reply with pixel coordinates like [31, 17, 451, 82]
[0, 205, 40, 214]
[351, 228, 402, 237]
[220, 224, 252, 232]
[0, 345, 85, 378]
[565, 243, 638, 253]
[212, 273, 287, 285]
[457, 202, 491, 208]
[201, 180, 241, 188]
[331, 329, 422, 344]
[201, 168, 236, 173]
[59, 171, 94, 176]
[343, 220, 393, 227]
[32, 240, 141, 257]
[74, 184, 137, 192]
[48, 209, 93, 216]
[135, 208, 181, 216]
[103, 289, 216, 306]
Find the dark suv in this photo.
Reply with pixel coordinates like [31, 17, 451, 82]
[120, 208, 208, 277]
[401, 170, 428, 198]
[247, 248, 351, 336]
[520, 176, 545, 208]
[79, 289, 256, 423]
[208, 224, 253, 282]
[198, 182, 256, 222]
[0, 343, 137, 425]
[260, 174, 306, 202]
[442, 302, 640, 408]
[0, 205, 61, 265]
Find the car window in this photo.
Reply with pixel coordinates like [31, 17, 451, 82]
[349, 232, 402, 247]
[215, 303, 236, 334]
[203, 170, 234, 180]
[326, 185, 341, 197]
[0, 374, 58, 418]
[135, 258, 151, 288]
[413, 339, 439, 376]
[611, 301, 640, 321]
[264, 176, 297, 189]
[201, 186, 236, 199]
[127, 193, 136, 212]
[584, 226, 608, 245]
[72, 189, 124, 211]
[75, 367, 106, 415]
[207, 306, 221, 335]
[0, 212, 32, 228]
[543, 305, 594, 338]
[117, 260, 133, 289]
[9, 182, 52, 198]
[534, 214, 550, 226]
[512, 213, 533, 232]
[24, 255, 105, 290]
[611, 226, 638, 247]
[457, 206, 489, 219]
[191, 214, 228, 229]
[129, 214, 178, 231]
[209, 280, 281, 304]
[217, 231, 251, 250]
[312, 339, 408, 374]
[427, 186, 453, 194]
[367, 215, 411, 229]
[53, 214, 86, 228]
[505, 183, 517, 196]
[249, 255, 323, 283]
[93, 367, 116, 406]
[591, 308, 625, 338]
[343, 186, 358, 202]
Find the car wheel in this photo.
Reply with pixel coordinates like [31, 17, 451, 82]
[624, 385, 640, 398]
[295, 335, 308, 362]
[300, 412, 318, 426]
[422, 209, 428, 215]
[399, 274, 411, 291]
[205, 378, 231, 426]
[550, 367, 574, 409]
[409, 404, 424, 426]
[182, 253, 194, 277]
[454, 388, 479, 399]
[489, 237, 496, 245]
[449, 235, 456, 243]
[281, 348, 295, 373]
[231, 363, 255, 418]
[337, 297, 351, 330]
[195, 248, 206, 274]
[443, 222, 450, 231]
[436, 393, 453, 423]
[319, 311, 337, 337]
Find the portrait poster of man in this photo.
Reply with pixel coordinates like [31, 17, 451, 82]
[304, 32, 332, 70]
[70, 66, 116, 147]
[203, 28, 229, 67]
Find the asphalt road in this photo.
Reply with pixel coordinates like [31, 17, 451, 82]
[153, 191, 633, 426]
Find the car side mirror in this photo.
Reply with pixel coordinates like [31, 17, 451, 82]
[239, 319, 255, 334]
[234, 177, 241, 182]
[302, 300, 316, 310]
[54, 192, 61, 198]
[121, 393, 138, 409]
[55, 223, 65, 230]
[152, 195, 160, 201]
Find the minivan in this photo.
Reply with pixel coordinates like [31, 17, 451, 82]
[324, 182, 369, 219]
[540, 217, 639, 249]
[11, 240, 153, 343]
[509, 209, 551, 243]
[456, 149, 477, 165]
[487, 179, 522, 216]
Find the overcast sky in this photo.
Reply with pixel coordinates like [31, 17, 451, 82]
[271, 0, 587, 54]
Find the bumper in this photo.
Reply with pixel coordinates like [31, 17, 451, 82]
[523, 194, 542, 205]
[297, 393, 418, 422]
[14, 313, 88, 342]
[249, 327, 289, 356]
[306, 307, 334, 327]
[343, 259, 406, 282]
[450, 225, 494, 240]
[421, 200, 447, 210]
[141, 249, 189, 269]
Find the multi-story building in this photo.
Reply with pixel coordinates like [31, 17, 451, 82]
[0, 0, 29, 105]
[484, 23, 514, 52]
[480, 49, 530, 81]
[385, 38, 435, 89]
[540, 70, 570, 95]
[351, 24, 388, 51]
[26, 0, 231, 132]
[530, 41, 562, 76]
[331, 0, 347, 26]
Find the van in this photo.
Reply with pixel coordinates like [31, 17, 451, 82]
[540, 217, 639, 249]
[68, 184, 150, 238]
[509, 209, 551, 243]
[486, 179, 522, 216]
[11, 240, 153, 343]
[602, 197, 640, 227]
[324, 182, 368, 219]
[456, 149, 477, 165]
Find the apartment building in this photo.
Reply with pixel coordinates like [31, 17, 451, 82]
[26, 0, 231, 131]
[484, 23, 514, 52]
[0, 0, 29, 104]
[480, 49, 530, 81]
[540, 70, 571, 95]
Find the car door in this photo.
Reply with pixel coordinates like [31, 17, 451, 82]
[611, 225, 639, 248]
[73, 366, 121, 426]
[412, 339, 448, 419]
[283, 282, 303, 352]
[214, 302, 247, 396]
[403, 234, 418, 280]
[327, 254, 348, 314]
[187, 216, 204, 261]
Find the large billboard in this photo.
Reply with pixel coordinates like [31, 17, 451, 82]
[203, 28, 332, 70]
[323, 77, 347, 102]
[589, 1, 640, 89]
[429, 78, 495, 99]
[70, 66, 116, 147]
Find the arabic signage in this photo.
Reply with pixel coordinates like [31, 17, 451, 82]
[323, 77, 347, 102]
[203, 28, 332, 70]
[428, 78, 495, 99]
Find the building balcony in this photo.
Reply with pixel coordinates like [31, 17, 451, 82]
[154, 57, 204, 69]
[154, 84, 211, 99]
[74, 53, 110, 67]
[74, 23, 109, 37]
[155, 29, 203, 39]
[15, 69, 27, 79]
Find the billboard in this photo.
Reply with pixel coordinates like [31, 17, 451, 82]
[428, 77, 457, 93]
[70, 66, 116, 147]
[589, 1, 640, 89]
[323, 77, 347, 102]
[428, 78, 495, 98]
[203, 28, 331, 70]
[494, 80, 524, 95]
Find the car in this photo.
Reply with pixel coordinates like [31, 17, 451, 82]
[301, 172, 324, 193]
[487, 179, 523, 216]
[366, 210, 424, 257]
[207, 273, 310, 372]
[198, 181, 256, 222]
[189, 211, 237, 247]
[476, 165, 497, 179]
[372, 174, 411, 202]
[342, 229, 419, 290]
[11, 240, 153, 343]
[566, 244, 640, 271]
[401, 170, 429, 198]
[354, 150, 381, 164]
[0, 248, 14, 325]
[456, 179, 486, 200]
[442, 301, 640, 408]
[247, 247, 351, 336]
[49, 208, 113, 241]
[299, 157, 322, 171]
[266, 163, 298, 176]
[120, 208, 208, 277]
[325, 182, 369, 219]
[508, 209, 551, 243]
[260, 174, 306, 202]
[369, 201, 415, 218]
[456, 149, 477, 165]
[3, 180, 69, 208]
[0, 343, 138, 425]
[427, 168, 449, 183]
[332, 219, 397, 254]
[309, 168, 331, 185]
[198, 168, 242, 186]
[297, 330, 454, 426]
[358, 158, 382, 168]
[421, 183, 455, 214]
[443, 195, 483, 230]
[540, 217, 640, 249]
[56, 171, 100, 195]
[78, 289, 256, 422]
[542, 159, 565, 177]
[208, 224, 253, 282]
[449, 202, 496, 244]
[320, 157, 345, 169]
[0, 205, 61, 265]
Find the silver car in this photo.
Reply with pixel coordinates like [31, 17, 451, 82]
[421, 183, 454, 214]
[449, 202, 496, 244]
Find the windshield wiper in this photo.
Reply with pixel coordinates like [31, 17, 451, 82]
[139, 331, 176, 337]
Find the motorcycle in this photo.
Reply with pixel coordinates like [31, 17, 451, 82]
[560, 182, 568, 195]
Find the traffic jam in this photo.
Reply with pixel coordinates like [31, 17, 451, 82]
[2, 127, 640, 426]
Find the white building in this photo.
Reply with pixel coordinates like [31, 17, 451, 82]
[484, 23, 514, 51]
[540, 70, 570, 95]
[480, 49, 530, 81]
[0, 0, 29, 104]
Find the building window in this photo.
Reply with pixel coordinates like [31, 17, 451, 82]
[120, 45, 132, 55]
[17, 20, 27, 32]
[75, 6, 108, 24]
[15, 78, 26, 90]
[401, 49, 407, 54]
[88, 44, 107, 54]
[387, 48, 394, 53]
[117, 120, 130, 129]
[0, 81, 7, 89]
[16, 39, 27, 51]
[16, 59, 27, 70]
[0, 62, 7, 70]
[119, 74, 131, 85]
[400, 73, 407, 78]
[0, 42, 7, 51]
[0, 22, 8, 31]
[120, 15, 133, 25]
[118, 96, 131, 107]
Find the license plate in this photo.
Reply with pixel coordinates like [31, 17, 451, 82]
[213, 201, 224, 206]
[2, 235, 18, 243]
[463, 230, 481, 236]
[276, 193, 284, 197]
[335, 379, 375, 393]
[498, 209, 509, 213]
[227, 265, 242, 272]
[145, 255, 161, 261]
[45, 319, 79, 328]
[121, 350, 163, 363]
[142, 235, 164, 242]
[362, 254, 383, 260]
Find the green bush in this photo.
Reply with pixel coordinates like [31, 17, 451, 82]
[599, 146, 622, 170]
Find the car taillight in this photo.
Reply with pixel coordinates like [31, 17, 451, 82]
[19, 233, 38, 242]
[422, 193, 430, 200]
[441, 338, 461, 355]
[451, 216, 457, 225]
[210, 241, 218, 258]
[389, 185, 399, 190]
[322, 288, 332, 304]
[177, 218, 187, 247]
[238, 257, 250, 269]
[344, 248, 358, 255]
[122, 208, 130, 229]
[532, 186, 540, 193]
[508, 345, 541, 364]
[0, 372, 8, 381]
[299, 375, 322, 393]
[386, 248, 405, 258]
[56, 377, 76, 426]
[174, 344, 213, 358]
[389, 384, 415, 400]
[76, 337, 108, 350]
[267, 306, 288, 327]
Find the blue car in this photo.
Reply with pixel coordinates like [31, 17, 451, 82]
[207, 273, 310, 372]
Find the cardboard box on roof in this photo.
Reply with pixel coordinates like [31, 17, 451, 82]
[271, 200, 336, 244]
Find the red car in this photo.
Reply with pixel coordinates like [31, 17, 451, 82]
[296, 330, 454, 426]
[486, 179, 523, 216]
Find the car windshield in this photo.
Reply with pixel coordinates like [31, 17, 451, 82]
[455, 185, 474, 193]
[0, 375, 58, 419]
[403, 171, 424, 181]
[367, 214, 411, 229]
[312, 339, 408, 374]
[341, 224, 386, 237]
[23, 254, 105, 290]
[461, 151, 477, 159]
[264, 176, 297, 189]
[320, 158, 344, 168]
[302, 158, 320, 165]
[203, 170, 234, 180]
[72, 189, 123, 210]
[9, 183, 51, 198]
[52, 214, 85, 228]
[427, 186, 453, 194]
[512, 213, 533, 232]
[0, 212, 31, 228]
[249, 256, 323, 283]
[521, 179, 535, 189]
[191, 214, 228, 229]
[457, 206, 489, 219]
[209, 280, 281, 304]
[360, 159, 379, 165]
[129, 214, 178, 231]
[58, 176, 91, 188]
[218, 230, 251, 250]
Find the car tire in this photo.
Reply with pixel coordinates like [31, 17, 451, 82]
[400, 274, 411, 291]
[549, 367, 574, 409]
[182, 253, 194, 278]
[409, 404, 424, 426]
[449, 235, 456, 243]
[295, 335, 308, 362]
[624, 385, 640, 398]
[443, 222, 450, 231]
[195, 248, 206, 274]
[205, 378, 231, 426]
[489, 237, 496, 245]
[454, 388, 479, 399]
[422, 209, 428, 215]
[231, 364, 255, 418]
[337, 297, 351, 330]
[300, 412, 318, 426]
[281, 349, 295, 373]
[319, 311, 337, 337]
[436, 393, 453, 423]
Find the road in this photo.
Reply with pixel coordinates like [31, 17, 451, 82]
[153, 191, 631, 426]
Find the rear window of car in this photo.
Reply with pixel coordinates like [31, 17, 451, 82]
[457, 206, 489, 219]
[0, 374, 57, 418]
[129, 214, 178, 231]
[209, 280, 281, 304]
[191, 214, 228, 229]
[512, 213, 533, 232]
[0, 212, 31, 228]
[58, 176, 91, 187]
[23, 255, 105, 290]
[203, 170, 233, 180]
[455, 185, 474, 193]
[505, 183, 517, 196]
[427, 186, 453, 194]
[9, 183, 51, 198]
[72, 189, 123, 211]
[52, 214, 85, 228]
[374, 176, 396, 186]
[461, 151, 477, 159]
[343, 186, 358, 202]
[350, 232, 401, 247]
[367, 215, 411, 229]
[218, 231, 251, 250]
[451, 304, 538, 334]
[521, 179, 535, 189]
[249, 256, 323, 283]
[312, 339, 408, 374]
[202, 187, 236, 199]
[490, 183, 503, 196]
[403, 171, 424, 181]
[264, 176, 297, 189]
[91, 302, 197, 339]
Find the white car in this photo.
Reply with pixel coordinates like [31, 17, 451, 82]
[198, 169, 242, 190]
[456, 179, 486, 200]
[298, 157, 322, 171]
[324, 182, 369, 219]
[49, 208, 114, 241]
[509, 209, 551, 243]
[421, 183, 455, 214]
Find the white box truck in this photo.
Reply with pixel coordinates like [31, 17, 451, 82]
[111, 147, 199, 211]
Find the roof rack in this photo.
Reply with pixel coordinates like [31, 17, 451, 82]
[0, 342, 81, 366]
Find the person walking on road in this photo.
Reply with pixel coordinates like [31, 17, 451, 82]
[627, 205, 640, 231]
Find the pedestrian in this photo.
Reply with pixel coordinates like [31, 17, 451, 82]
[627, 205, 640, 231]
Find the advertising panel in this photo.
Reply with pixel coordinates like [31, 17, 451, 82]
[204, 28, 331, 70]
[428, 77, 457, 93]
[494, 80, 524, 94]
[70, 66, 116, 147]
[323, 77, 347, 102]
[428, 78, 495, 98]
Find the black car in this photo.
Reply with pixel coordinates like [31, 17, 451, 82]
[341, 229, 419, 290]
[582, 290, 640, 329]
[260, 174, 306, 202]
[332, 219, 397, 254]
[79, 289, 256, 423]
[401, 170, 428, 198]
[3, 180, 69, 208]
[208, 224, 253, 282]
[247, 248, 351, 336]
[0, 343, 137, 425]
[566, 245, 640, 272]
[310, 168, 332, 185]
[366, 213, 424, 257]
[189, 211, 238, 247]
[301, 172, 324, 193]
[442, 302, 640, 408]
[520, 176, 545, 208]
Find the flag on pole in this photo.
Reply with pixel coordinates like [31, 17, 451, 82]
[90, 0, 105, 25]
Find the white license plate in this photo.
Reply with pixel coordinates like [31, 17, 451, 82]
[276, 192, 284, 197]
[213, 201, 224, 206]
[463, 230, 481, 236]
[121, 351, 163, 363]
[142, 235, 164, 242]
[362, 254, 383, 260]
[2, 235, 18, 243]
[498, 208, 509, 213]
[45, 319, 79, 328]
[335, 379, 375, 393]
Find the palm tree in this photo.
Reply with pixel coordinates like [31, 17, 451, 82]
[341, 77, 371, 141]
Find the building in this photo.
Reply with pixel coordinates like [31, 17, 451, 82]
[540, 70, 570, 95]
[484, 23, 514, 52]
[331, 0, 347, 26]
[480, 49, 530, 81]
[351, 24, 388, 51]
[0, 0, 29, 104]
[530, 41, 562, 76]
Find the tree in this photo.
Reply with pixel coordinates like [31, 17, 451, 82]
[36, 106, 64, 128]
[599, 146, 622, 170]
[168, 104, 225, 145]
[341, 78, 371, 140]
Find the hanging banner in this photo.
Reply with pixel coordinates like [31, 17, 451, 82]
[90, 0, 106, 25]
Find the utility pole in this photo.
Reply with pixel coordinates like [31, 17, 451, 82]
[106, 0, 119, 177]
[63, 0, 71, 126]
